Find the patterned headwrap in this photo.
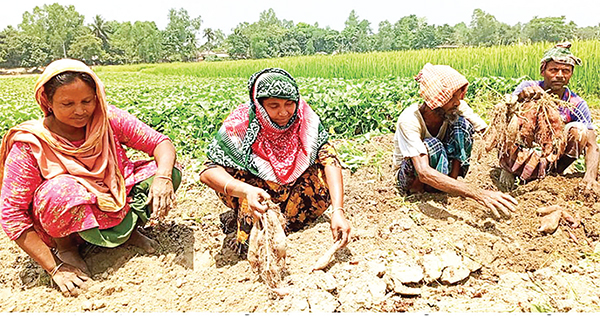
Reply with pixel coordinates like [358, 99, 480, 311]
[253, 70, 300, 104]
[415, 63, 469, 110]
[540, 42, 582, 72]
[207, 68, 328, 184]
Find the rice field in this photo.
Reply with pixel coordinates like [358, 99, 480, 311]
[94, 40, 600, 98]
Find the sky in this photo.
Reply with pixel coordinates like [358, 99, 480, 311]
[1, 0, 599, 34]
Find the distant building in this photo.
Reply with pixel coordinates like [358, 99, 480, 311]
[197, 51, 230, 61]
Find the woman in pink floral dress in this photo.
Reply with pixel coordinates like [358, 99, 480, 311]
[0, 59, 180, 296]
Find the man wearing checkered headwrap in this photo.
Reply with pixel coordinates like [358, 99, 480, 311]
[393, 63, 518, 220]
[504, 42, 600, 192]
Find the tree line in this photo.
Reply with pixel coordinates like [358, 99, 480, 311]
[1, 4, 599, 68]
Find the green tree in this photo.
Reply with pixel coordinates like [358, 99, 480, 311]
[414, 20, 440, 49]
[226, 23, 251, 59]
[375, 20, 394, 51]
[68, 31, 104, 65]
[452, 22, 470, 46]
[225, 9, 290, 59]
[468, 8, 500, 46]
[436, 24, 456, 46]
[524, 16, 576, 42]
[19, 3, 85, 59]
[110, 21, 164, 64]
[310, 26, 340, 54]
[163, 8, 202, 62]
[498, 22, 523, 45]
[340, 10, 373, 53]
[201, 28, 216, 51]
[392, 15, 419, 50]
[0, 26, 50, 67]
[576, 24, 600, 40]
[90, 15, 111, 50]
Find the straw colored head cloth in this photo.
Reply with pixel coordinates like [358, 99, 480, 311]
[540, 42, 582, 72]
[414, 63, 469, 110]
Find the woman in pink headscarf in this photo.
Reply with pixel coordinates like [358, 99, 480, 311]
[393, 63, 518, 219]
[0, 59, 180, 296]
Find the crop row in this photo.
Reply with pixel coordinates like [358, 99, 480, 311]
[0, 73, 524, 160]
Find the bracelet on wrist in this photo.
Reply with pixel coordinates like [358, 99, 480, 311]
[49, 262, 64, 277]
[154, 175, 173, 182]
[333, 206, 345, 214]
[223, 178, 235, 195]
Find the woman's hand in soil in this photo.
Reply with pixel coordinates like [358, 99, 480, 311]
[518, 85, 545, 101]
[478, 190, 518, 219]
[330, 208, 351, 247]
[52, 263, 91, 297]
[243, 185, 271, 220]
[148, 177, 176, 221]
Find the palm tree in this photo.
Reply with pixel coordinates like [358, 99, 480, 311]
[90, 15, 110, 49]
[202, 28, 216, 51]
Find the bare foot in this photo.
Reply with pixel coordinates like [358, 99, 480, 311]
[126, 228, 159, 254]
[54, 236, 90, 276]
[55, 248, 90, 276]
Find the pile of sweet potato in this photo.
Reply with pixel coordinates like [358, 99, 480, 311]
[485, 93, 568, 163]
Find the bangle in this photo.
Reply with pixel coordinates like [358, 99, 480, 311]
[49, 262, 64, 277]
[223, 178, 234, 195]
[155, 175, 173, 182]
[333, 207, 345, 214]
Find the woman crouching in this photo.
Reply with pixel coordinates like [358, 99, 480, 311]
[200, 68, 351, 254]
[0, 59, 181, 296]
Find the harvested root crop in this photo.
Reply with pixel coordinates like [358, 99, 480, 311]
[247, 200, 288, 295]
[536, 205, 581, 235]
[538, 207, 562, 234]
[311, 238, 343, 272]
[485, 93, 569, 164]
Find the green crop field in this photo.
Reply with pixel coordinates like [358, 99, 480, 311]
[2, 41, 598, 173]
[0, 73, 524, 157]
[95, 40, 600, 98]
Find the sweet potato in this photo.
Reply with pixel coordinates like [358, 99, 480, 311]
[538, 208, 562, 234]
[311, 239, 343, 272]
[247, 200, 288, 295]
[536, 205, 561, 216]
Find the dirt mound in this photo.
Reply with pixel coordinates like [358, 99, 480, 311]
[0, 132, 599, 312]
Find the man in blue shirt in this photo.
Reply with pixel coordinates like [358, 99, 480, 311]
[503, 43, 599, 192]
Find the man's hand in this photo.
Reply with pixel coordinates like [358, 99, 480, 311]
[476, 189, 518, 219]
[518, 85, 546, 101]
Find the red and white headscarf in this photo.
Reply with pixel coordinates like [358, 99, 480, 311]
[207, 68, 328, 185]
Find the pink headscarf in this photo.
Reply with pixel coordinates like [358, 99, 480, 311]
[415, 63, 469, 109]
[0, 59, 127, 212]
